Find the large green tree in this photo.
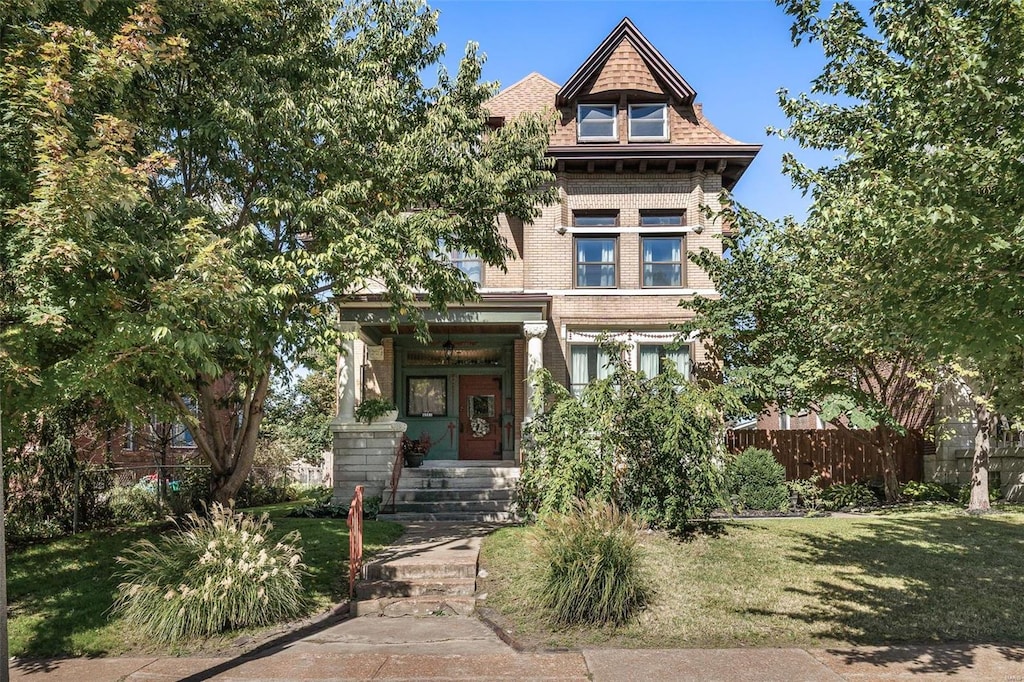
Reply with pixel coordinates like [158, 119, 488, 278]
[765, 0, 1024, 510]
[2, 0, 554, 503]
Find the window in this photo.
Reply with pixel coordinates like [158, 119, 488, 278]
[575, 237, 617, 287]
[570, 345, 615, 396]
[628, 104, 668, 141]
[448, 248, 482, 285]
[639, 210, 684, 227]
[578, 104, 617, 141]
[171, 423, 195, 447]
[573, 210, 618, 227]
[123, 423, 136, 451]
[408, 376, 447, 417]
[638, 344, 690, 380]
[642, 236, 683, 287]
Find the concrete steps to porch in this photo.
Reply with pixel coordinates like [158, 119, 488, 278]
[377, 462, 520, 523]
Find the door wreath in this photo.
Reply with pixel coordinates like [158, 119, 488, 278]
[470, 417, 490, 437]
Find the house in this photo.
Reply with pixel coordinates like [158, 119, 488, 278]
[330, 18, 760, 507]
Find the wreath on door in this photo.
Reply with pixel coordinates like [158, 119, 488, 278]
[470, 417, 490, 437]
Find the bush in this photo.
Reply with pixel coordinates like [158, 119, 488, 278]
[901, 480, 952, 502]
[821, 482, 877, 509]
[531, 502, 649, 626]
[112, 502, 307, 642]
[788, 474, 824, 510]
[516, 342, 734, 530]
[957, 482, 1003, 505]
[726, 448, 789, 511]
[108, 485, 163, 523]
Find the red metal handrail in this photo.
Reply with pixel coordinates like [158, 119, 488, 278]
[347, 485, 363, 600]
[386, 436, 406, 513]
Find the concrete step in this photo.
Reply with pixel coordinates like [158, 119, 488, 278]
[355, 578, 477, 600]
[351, 596, 476, 617]
[401, 466, 520, 479]
[377, 511, 518, 523]
[388, 499, 512, 514]
[392, 488, 514, 502]
[363, 559, 478, 581]
[396, 476, 519, 491]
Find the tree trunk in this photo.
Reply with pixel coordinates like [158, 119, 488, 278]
[878, 427, 901, 503]
[968, 398, 992, 513]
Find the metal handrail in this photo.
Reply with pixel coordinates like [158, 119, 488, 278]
[347, 485, 364, 600]
[386, 437, 406, 513]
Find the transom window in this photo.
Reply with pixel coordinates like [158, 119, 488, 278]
[576, 237, 617, 288]
[642, 236, 683, 287]
[628, 104, 668, 141]
[573, 210, 619, 227]
[569, 345, 615, 396]
[638, 343, 690, 380]
[578, 104, 617, 141]
[639, 210, 684, 227]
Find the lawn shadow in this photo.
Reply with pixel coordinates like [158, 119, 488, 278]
[747, 513, 1024, 672]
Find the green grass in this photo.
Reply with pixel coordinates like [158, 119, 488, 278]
[479, 506, 1024, 649]
[8, 501, 403, 658]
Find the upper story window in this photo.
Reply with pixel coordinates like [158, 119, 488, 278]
[573, 210, 619, 227]
[628, 104, 668, 141]
[437, 239, 483, 284]
[642, 236, 683, 287]
[578, 104, 617, 142]
[575, 237, 617, 288]
[639, 210, 684, 227]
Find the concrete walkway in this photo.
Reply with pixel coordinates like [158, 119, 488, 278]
[10, 522, 1024, 680]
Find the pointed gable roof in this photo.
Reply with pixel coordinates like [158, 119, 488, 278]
[487, 72, 560, 120]
[556, 17, 696, 106]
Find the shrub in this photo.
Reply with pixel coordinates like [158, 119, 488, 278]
[788, 474, 824, 510]
[957, 482, 1003, 505]
[108, 485, 163, 523]
[821, 482, 877, 509]
[531, 502, 649, 626]
[901, 480, 952, 502]
[726, 448, 789, 511]
[112, 503, 307, 642]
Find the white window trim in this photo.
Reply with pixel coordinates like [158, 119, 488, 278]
[628, 103, 669, 142]
[577, 104, 618, 142]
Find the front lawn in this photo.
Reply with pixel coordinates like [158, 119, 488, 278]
[480, 507, 1024, 649]
[8, 501, 403, 658]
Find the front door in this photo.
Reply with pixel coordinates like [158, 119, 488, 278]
[458, 375, 502, 460]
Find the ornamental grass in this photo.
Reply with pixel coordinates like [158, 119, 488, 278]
[111, 502, 307, 642]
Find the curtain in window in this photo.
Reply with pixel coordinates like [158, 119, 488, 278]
[639, 344, 691, 380]
[599, 240, 615, 286]
[570, 346, 591, 395]
[639, 345, 661, 378]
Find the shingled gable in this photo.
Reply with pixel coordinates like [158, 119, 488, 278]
[486, 72, 560, 120]
[556, 17, 696, 106]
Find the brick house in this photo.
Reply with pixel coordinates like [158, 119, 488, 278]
[333, 18, 760, 478]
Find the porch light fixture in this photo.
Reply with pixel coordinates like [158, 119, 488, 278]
[443, 337, 455, 364]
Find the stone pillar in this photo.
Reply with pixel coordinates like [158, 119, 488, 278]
[334, 321, 360, 425]
[331, 420, 408, 504]
[523, 321, 548, 423]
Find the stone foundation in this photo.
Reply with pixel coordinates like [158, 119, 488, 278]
[331, 420, 408, 504]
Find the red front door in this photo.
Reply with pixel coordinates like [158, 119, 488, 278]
[458, 375, 502, 460]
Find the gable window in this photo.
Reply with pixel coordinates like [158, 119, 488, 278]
[628, 104, 668, 141]
[573, 210, 618, 227]
[638, 344, 690, 380]
[642, 236, 683, 287]
[576, 237, 617, 288]
[569, 344, 615, 396]
[578, 104, 617, 142]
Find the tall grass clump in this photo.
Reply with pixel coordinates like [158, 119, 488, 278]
[111, 502, 307, 642]
[531, 502, 649, 626]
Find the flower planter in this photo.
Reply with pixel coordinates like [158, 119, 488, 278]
[370, 410, 399, 424]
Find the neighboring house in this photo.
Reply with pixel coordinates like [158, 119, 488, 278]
[333, 17, 760, 462]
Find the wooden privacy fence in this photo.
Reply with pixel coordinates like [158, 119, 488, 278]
[725, 429, 924, 485]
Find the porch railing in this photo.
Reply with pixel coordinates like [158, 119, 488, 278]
[347, 485, 363, 600]
[385, 437, 405, 514]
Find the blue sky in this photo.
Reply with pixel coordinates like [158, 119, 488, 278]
[430, 0, 852, 221]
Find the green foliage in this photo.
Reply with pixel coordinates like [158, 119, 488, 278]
[901, 481, 953, 503]
[821, 482, 878, 509]
[787, 474, 825, 511]
[353, 398, 397, 425]
[107, 486, 163, 524]
[517, 342, 736, 530]
[957, 482, 1003, 506]
[112, 503, 306, 642]
[726, 448, 789, 512]
[530, 503, 649, 626]
[262, 365, 336, 466]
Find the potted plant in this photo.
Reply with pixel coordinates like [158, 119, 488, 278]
[354, 398, 398, 424]
[401, 432, 432, 468]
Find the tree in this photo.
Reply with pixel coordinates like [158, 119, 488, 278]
[2, 0, 554, 504]
[686, 201, 936, 502]
[767, 0, 1024, 510]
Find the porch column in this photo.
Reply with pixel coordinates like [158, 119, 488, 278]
[334, 321, 360, 424]
[523, 321, 548, 422]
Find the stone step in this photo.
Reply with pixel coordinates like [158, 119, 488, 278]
[351, 596, 476, 618]
[388, 499, 512, 514]
[392, 487, 514, 502]
[363, 559, 478, 581]
[377, 511, 518, 523]
[355, 578, 477, 600]
[401, 466, 520, 479]
[396, 477, 519, 491]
